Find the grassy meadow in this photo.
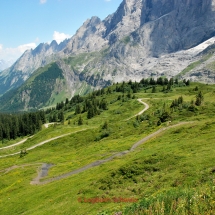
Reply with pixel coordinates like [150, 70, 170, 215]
[0, 82, 215, 214]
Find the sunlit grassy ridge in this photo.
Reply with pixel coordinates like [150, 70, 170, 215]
[0, 82, 215, 214]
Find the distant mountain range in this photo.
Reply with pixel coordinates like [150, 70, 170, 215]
[1, 0, 215, 111]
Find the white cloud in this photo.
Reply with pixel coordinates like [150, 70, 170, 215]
[105, 0, 111, 2]
[0, 43, 37, 62]
[17, 43, 37, 53]
[40, 0, 47, 4]
[53, 31, 72, 44]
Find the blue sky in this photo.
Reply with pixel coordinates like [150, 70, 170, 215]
[0, 0, 122, 63]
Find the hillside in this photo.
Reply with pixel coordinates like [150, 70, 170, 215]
[0, 50, 114, 112]
[0, 62, 71, 111]
[0, 80, 215, 214]
[0, 40, 69, 96]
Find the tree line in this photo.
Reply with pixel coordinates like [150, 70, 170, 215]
[46, 77, 191, 122]
[0, 76, 191, 141]
[0, 111, 46, 141]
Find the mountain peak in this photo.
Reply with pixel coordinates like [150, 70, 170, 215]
[50, 40, 58, 46]
[83, 16, 101, 28]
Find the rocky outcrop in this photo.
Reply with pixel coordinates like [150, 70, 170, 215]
[62, 17, 107, 55]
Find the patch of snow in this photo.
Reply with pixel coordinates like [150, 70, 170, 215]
[187, 37, 215, 54]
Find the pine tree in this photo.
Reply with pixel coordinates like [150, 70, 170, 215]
[169, 78, 174, 85]
[149, 78, 156, 85]
[145, 79, 149, 86]
[194, 86, 199, 91]
[75, 104, 81, 114]
[186, 80, 190, 86]
[157, 77, 164, 85]
[78, 116, 83, 125]
[100, 99, 108, 110]
[152, 86, 156, 93]
[127, 92, 131, 98]
[195, 97, 202, 106]
[0, 123, 3, 142]
[195, 91, 204, 106]
[178, 96, 183, 105]
[164, 78, 169, 85]
[4, 123, 10, 140]
[53, 113, 57, 122]
[58, 111, 64, 123]
[39, 110, 46, 124]
[167, 83, 171, 91]
[140, 78, 145, 85]
[49, 115, 53, 123]
[174, 78, 179, 85]
[11, 116, 19, 139]
[87, 108, 94, 119]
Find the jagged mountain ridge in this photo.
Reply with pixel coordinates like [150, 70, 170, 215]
[1, 0, 215, 110]
[63, 0, 215, 56]
[0, 39, 69, 95]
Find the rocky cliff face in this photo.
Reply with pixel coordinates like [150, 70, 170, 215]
[63, 0, 215, 55]
[1, 0, 215, 106]
[60, 0, 215, 85]
[62, 17, 107, 55]
[143, 0, 215, 56]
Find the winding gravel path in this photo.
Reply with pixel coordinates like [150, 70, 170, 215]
[0, 98, 148, 157]
[0, 139, 28, 151]
[0, 163, 43, 175]
[0, 129, 87, 158]
[0, 98, 193, 185]
[0, 122, 58, 150]
[126, 99, 149, 121]
[31, 121, 194, 185]
[0, 122, 60, 150]
[0, 136, 34, 150]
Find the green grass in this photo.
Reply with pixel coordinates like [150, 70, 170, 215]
[0, 62, 65, 111]
[74, 82, 93, 96]
[206, 60, 215, 71]
[64, 52, 100, 72]
[0, 82, 215, 214]
[121, 36, 131, 44]
[46, 88, 68, 106]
